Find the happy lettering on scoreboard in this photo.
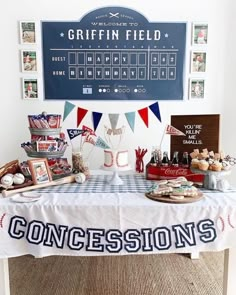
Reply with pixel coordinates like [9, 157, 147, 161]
[170, 114, 220, 156]
[41, 6, 186, 101]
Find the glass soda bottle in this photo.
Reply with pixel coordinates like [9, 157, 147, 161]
[182, 151, 189, 168]
[161, 151, 169, 166]
[172, 151, 179, 167]
[149, 146, 157, 165]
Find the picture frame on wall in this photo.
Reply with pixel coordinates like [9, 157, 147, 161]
[19, 21, 36, 44]
[27, 158, 52, 185]
[189, 78, 205, 99]
[21, 50, 37, 72]
[192, 23, 208, 45]
[190, 51, 206, 73]
[22, 78, 38, 100]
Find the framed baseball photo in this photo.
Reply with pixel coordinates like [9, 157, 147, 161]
[192, 23, 208, 45]
[191, 51, 207, 73]
[21, 50, 37, 72]
[19, 21, 36, 44]
[189, 78, 205, 99]
[22, 78, 38, 100]
[28, 158, 52, 184]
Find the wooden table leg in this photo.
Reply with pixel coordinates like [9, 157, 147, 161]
[0, 258, 10, 295]
[223, 248, 236, 295]
[190, 251, 200, 259]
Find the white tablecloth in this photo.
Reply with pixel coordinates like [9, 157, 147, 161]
[1, 174, 236, 258]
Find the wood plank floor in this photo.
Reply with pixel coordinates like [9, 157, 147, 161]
[9, 251, 224, 295]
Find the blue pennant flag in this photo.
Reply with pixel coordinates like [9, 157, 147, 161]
[125, 112, 136, 132]
[92, 112, 103, 131]
[67, 129, 85, 140]
[63, 101, 75, 121]
[95, 136, 110, 149]
[149, 102, 161, 122]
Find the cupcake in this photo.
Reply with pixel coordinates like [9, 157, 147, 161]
[222, 160, 231, 171]
[211, 160, 222, 171]
[191, 158, 200, 168]
[198, 160, 209, 171]
[190, 151, 198, 159]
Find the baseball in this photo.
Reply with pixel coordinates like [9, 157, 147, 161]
[1, 174, 14, 186]
[5, 173, 14, 178]
[75, 172, 86, 184]
[13, 173, 25, 185]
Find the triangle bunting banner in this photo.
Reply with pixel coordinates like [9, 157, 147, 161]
[138, 107, 149, 128]
[63, 101, 75, 122]
[125, 112, 136, 132]
[64, 101, 161, 132]
[77, 107, 88, 127]
[108, 114, 119, 130]
[92, 112, 103, 131]
[149, 102, 161, 123]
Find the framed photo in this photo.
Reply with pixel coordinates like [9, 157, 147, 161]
[28, 158, 52, 184]
[189, 78, 205, 99]
[21, 50, 37, 72]
[22, 78, 38, 99]
[192, 23, 208, 45]
[19, 21, 36, 44]
[191, 51, 206, 73]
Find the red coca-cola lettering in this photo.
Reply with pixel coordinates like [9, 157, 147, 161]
[146, 164, 204, 182]
[164, 168, 188, 176]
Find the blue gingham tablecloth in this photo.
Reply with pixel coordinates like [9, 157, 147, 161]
[35, 174, 154, 194]
[34, 174, 236, 194]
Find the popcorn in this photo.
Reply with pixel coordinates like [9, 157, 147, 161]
[28, 112, 61, 129]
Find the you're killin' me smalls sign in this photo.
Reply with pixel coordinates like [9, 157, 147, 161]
[170, 114, 220, 155]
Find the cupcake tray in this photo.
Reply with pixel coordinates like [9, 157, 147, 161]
[191, 168, 231, 190]
[191, 168, 231, 176]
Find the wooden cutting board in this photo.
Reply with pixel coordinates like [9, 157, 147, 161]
[145, 191, 204, 204]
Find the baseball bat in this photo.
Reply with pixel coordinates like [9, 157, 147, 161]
[1, 175, 76, 198]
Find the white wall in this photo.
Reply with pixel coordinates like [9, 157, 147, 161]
[221, 1, 236, 183]
[1, 0, 235, 183]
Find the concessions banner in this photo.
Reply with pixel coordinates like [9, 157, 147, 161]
[1, 184, 236, 257]
[42, 6, 186, 101]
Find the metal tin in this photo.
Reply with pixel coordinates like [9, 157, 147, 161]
[26, 150, 65, 158]
[29, 128, 61, 136]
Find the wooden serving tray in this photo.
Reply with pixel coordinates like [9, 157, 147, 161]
[145, 191, 204, 204]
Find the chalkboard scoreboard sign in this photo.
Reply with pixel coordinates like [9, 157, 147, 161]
[170, 114, 220, 157]
[42, 7, 186, 100]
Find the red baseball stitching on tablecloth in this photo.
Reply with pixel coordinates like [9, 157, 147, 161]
[217, 216, 225, 232]
[0, 213, 6, 228]
[228, 214, 235, 228]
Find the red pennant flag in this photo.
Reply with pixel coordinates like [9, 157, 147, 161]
[82, 125, 96, 136]
[138, 107, 149, 128]
[84, 135, 96, 145]
[165, 124, 185, 136]
[77, 107, 88, 127]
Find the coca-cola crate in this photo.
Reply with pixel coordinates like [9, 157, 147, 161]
[146, 164, 204, 183]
